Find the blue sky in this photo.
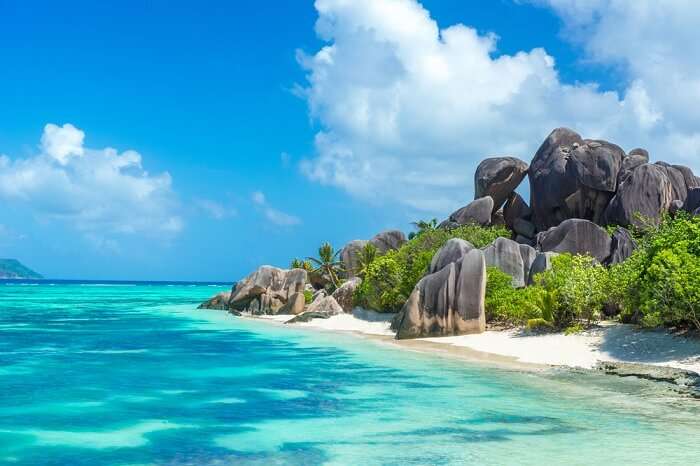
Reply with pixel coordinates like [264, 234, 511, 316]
[1, 0, 698, 281]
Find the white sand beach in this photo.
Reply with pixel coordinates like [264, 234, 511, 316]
[256, 311, 700, 374]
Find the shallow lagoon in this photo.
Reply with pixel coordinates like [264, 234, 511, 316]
[1, 282, 699, 465]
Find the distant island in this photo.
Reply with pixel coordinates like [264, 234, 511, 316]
[0, 259, 43, 279]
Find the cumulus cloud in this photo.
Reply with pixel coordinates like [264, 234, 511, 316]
[0, 123, 182, 237]
[251, 191, 301, 226]
[298, 0, 699, 215]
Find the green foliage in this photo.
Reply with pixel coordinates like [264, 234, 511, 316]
[612, 213, 700, 330]
[564, 323, 586, 335]
[290, 258, 313, 271]
[303, 289, 314, 304]
[485, 267, 543, 324]
[307, 242, 344, 291]
[533, 254, 607, 328]
[354, 224, 510, 312]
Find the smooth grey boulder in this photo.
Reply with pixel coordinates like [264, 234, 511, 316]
[512, 218, 536, 239]
[446, 196, 494, 226]
[226, 266, 308, 315]
[673, 164, 700, 190]
[198, 291, 231, 310]
[340, 240, 369, 278]
[604, 164, 673, 227]
[536, 219, 612, 263]
[332, 277, 361, 313]
[655, 162, 688, 202]
[530, 128, 624, 229]
[683, 187, 700, 213]
[370, 230, 406, 253]
[621, 149, 649, 173]
[607, 227, 637, 266]
[306, 295, 344, 315]
[474, 157, 529, 212]
[279, 292, 306, 315]
[394, 249, 486, 339]
[529, 128, 583, 231]
[528, 252, 559, 285]
[429, 238, 474, 274]
[519, 244, 537, 286]
[503, 192, 532, 229]
[482, 237, 527, 287]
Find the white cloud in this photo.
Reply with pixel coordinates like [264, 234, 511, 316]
[195, 199, 237, 220]
[40, 123, 85, 165]
[0, 123, 182, 237]
[251, 190, 301, 226]
[298, 0, 700, 215]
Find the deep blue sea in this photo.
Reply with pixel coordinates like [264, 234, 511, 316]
[1, 281, 700, 465]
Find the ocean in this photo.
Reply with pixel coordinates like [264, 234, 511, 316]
[1, 281, 699, 465]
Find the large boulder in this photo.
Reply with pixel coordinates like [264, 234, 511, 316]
[279, 292, 306, 315]
[607, 227, 636, 266]
[673, 165, 700, 190]
[371, 230, 407, 253]
[604, 164, 673, 227]
[528, 252, 559, 285]
[684, 188, 700, 213]
[529, 128, 623, 230]
[394, 249, 486, 339]
[228, 266, 308, 315]
[655, 162, 688, 202]
[474, 157, 529, 212]
[444, 196, 494, 227]
[536, 219, 612, 263]
[340, 240, 369, 278]
[482, 237, 527, 287]
[306, 295, 344, 315]
[503, 192, 532, 229]
[429, 238, 474, 273]
[512, 218, 536, 239]
[332, 277, 362, 313]
[519, 244, 537, 285]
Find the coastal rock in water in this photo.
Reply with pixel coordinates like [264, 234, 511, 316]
[607, 227, 637, 266]
[537, 219, 612, 263]
[228, 266, 307, 315]
[394, 249, 486, 339]
[503, 193, 532, 229]
[474, 157, 529, 212]
[429, 238, 474, 274]
[370, 230, 406, 253]
[482, 237, 527, 287]
[445, 196, 494, 227]
[528, 252, 559, 285]
[604, 164, 673, 227]
[198, 291, 231, 310]
[340, 240, 369, 278]
[332, 277, 361, 313]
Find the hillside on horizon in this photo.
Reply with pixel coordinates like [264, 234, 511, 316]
[0, 259, 43, 279]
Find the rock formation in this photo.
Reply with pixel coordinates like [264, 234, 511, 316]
[227, 266, 308, 315]
[536, 219, 612, 263]
[603, 164, 673, 227]
[332, 277, 361, 313]
[482, 237, 531, 288]
[394, 249, 486, 339]
[341, 230, 407, 277]
[474, 157, 529, 212]
[441, 196, 494, 228]
[429, 238, 474, 274]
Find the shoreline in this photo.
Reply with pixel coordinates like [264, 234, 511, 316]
[245, 309, 700, 389]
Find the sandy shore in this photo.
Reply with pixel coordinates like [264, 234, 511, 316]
[255, 310, 700, 375]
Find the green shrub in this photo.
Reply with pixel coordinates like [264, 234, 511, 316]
[526, 318, 553, 331]
[611, 213, 700, 330]
[533, 254, 607, 328]
[303, 289, 314, 304]
[485, 267, 543, 324]
[354, 224, 510, 312]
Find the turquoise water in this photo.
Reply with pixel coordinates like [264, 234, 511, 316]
[1, 283, 700, 465]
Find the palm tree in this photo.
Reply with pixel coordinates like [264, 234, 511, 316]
[290, 258, 313, 271]
[411, 218, 438, 236]
[307, 242, 344, 290]
[355, 242, 378, 278]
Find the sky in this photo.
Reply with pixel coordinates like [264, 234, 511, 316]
[0, 0, 698, 281]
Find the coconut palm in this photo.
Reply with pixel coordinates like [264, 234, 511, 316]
[306, 242, 344, 290]
[290, 258, 313, 271]
[355, 242, 378, 278]
[411, 218, 438, 236]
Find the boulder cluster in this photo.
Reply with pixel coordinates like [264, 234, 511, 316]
[393, 127, 700, 339]
[199, 230, 407, 322]
[202, 127, 700, 339]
